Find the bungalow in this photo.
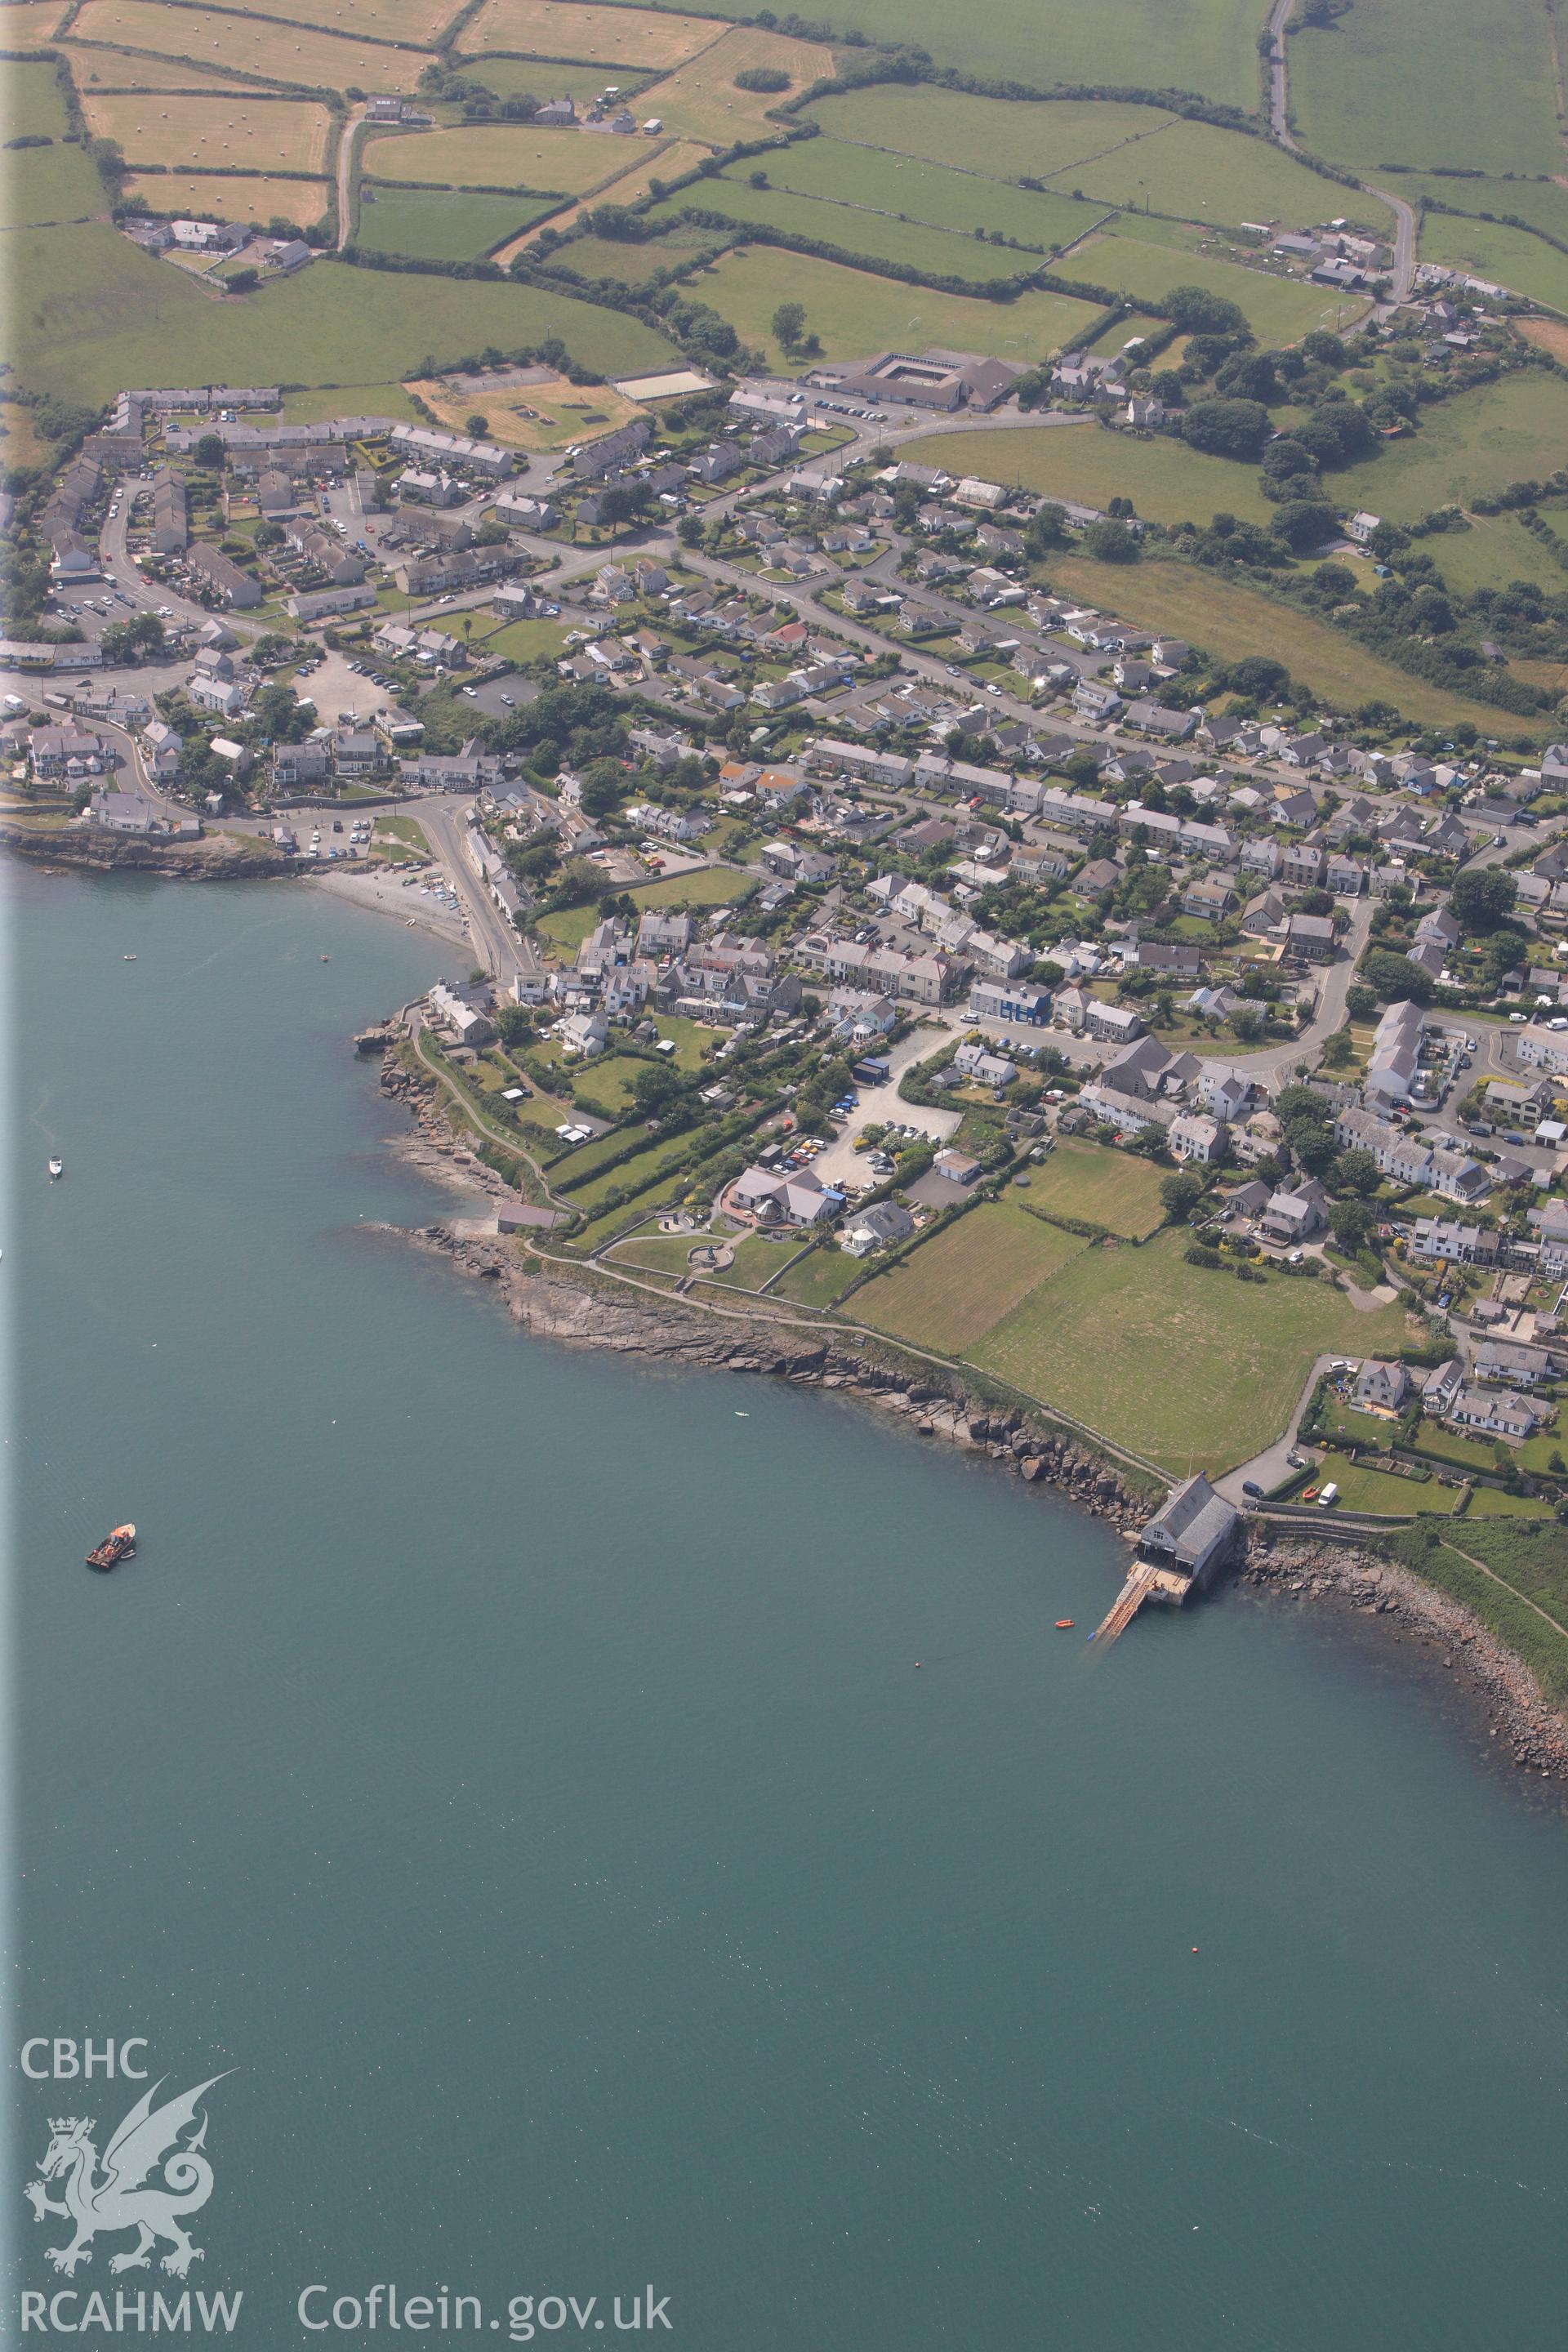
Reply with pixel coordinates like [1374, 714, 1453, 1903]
[842, 1200, 915, 1257]
[1474, 1339, 1553, 1388]
[1447, 1384, 1544, 1441]
[953, 1040, 1018, 1089]
[730, 1164, 831, 1227]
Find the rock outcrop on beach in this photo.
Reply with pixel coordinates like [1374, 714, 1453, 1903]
[0, 822, 292, 879]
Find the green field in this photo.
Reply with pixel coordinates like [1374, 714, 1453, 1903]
[1, 140, 105, 232]
[1074, 225, 1352, 340]
[903, 421, 1273, 527]
[1061, 117, 1392, 238]
[683, 247, 1103, 372]
[1025, 1138, 1167, 1239]
[559, 226, 728, 284]
[7, 58, 70, 139]
[655, 176, 1067, 287]
[364, 122, 636, 195]
[769, 1243, 858, 1308]
[1392, 1521, 1568, 1711]
[1332, 372, 1568, 524]
[809, 88, 1178, 180]
[1290, 0, 1567, 177]
[1319, 1459, 1448, 1515]
[1407, 510, 1568, 601]
[1396, 173, 1568, 241]
[1047, 553, 1525, 733]
[7, 227, 678, 408]
[564, 1129, 706, 1211]
[854, 1203, 1089, 1355]
[357, 186, 556, 261]
[482, 615, 573, 662]
[969, 1229, 1413, 1474]
[729, 136, 1099, 254]
[1416, 211, 1568, 314]
[468, 58, 653, 104]
[537, 864, 746, 952]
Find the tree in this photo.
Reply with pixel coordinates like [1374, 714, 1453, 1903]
[1180, 397, 1270, 461]
[1080, 518, 1139, 563]
[1450, 866, 1517, 933]
[1164, 284, 1250, 337]
[1160, 1169, 1204, 1224]
[677, 514, 704, 548]
[631, 1062, 684, 1120]
[466, 413, 489, 437]
[1330, 1196, 1376, 1252]
[1272, 497, 1337, 554]
[99, 612, 166, 666]
[225, 267, 259, 295]
[771, 301, 807, 352]
[1024, 503, 1067, 557]
[1321, 1027, 1354, 1068]
[1345, 982, 1377, 1022]
[1361, 949, 1432, 1006]
[1231, 1003, 1265, 1042]
[193, 434, 225, 471]
[1334, 1147, 1380, 1198]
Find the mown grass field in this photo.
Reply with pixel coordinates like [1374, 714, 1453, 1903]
[358, 184, 551, 258]
[1025, 1139, 1166, 1240]
[1, 141, 104, 232]
[122, 169, 328, 227]
[1060, 117, 1391, 239]
[1290, 0, 1566, 177]
[1333, 373, 1568, 523]
[853, 1204, 1088, 1356]
[1321, 1460, 1450, 1515]
[904, 421, 1272, 527]
[282, 378, 424, 421]
[62, 43, 257, 91]
[82, 88, 332, 170]
[636, 23, 829, 145]
[673, 175, 1072, 287]
[968, 1229, 1413, 1474]
[458, 0, 718, 69]
[9, 225, 676, 407]
[1417, 212, 1568, 314]
[68, 2, 434, 93]
[561, 1129, 701, 1211]
[469, 56, 650, 102]
[678, 247, 1103, 371]
[1046, 553, 1522, 732]
[770, 1244, 858, 1308]
[0, 3, 71, 46]
[499, 137, 711, 259]
[724, 136, 1098, 254]
[365, 122, 642, 194]
[1073, 225, 1352, 341]
[255, 0, 465, 42]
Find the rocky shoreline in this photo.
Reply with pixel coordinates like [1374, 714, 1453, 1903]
[373, 1031, 1568, 1774]
[0, 821, 292, 880]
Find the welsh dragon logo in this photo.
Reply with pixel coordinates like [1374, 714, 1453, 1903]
[24, 2074, 230, 2278]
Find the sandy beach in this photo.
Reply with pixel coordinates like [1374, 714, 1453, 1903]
[310, 862, 470, 948]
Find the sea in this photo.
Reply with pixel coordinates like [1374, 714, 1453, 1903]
[8, 863, 1568, 2350]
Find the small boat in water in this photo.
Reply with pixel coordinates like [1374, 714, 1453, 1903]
[1054, 1619, 1075, 1631]
[122, 954, 137, 962]
[85, 1522, 136, 1571]
[47, 1157, 63, 1180]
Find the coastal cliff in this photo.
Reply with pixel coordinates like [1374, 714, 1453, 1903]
[0, 821, 292, 879]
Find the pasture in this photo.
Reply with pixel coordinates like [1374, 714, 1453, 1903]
[1, 140, 104, 231]
[9, 226, 676, 407]
[82, 89, 333, 172]
[123, 170, 329, 228]
[903, 421, 1273, 526]
[1332, 374, 1568, 525]
[467, 57, 650, 103]
[59, 44, 256, 91]
[1396, 175, 1568, 243]
[1058, 117, 1392, 239]
[807, 87, 1183, 180]
[364, 121, 643, 194]
[968, 1227, 1412, 1475]
[681, 175, 1071, 287]
[853, 1203, 1087, 1356]
[634, 24, 831, 145]
[552, 221, 728, 283]
[1046, 553, 1527, 733]
[1405, 510, 1568, 602]
[729, 136, 1098, 254]
[66, 3, 434, 94]
[495, 136, 710, 259]
[357, 184, 553, 258]
[458, 0, 718, 69]
[1290, 0, 1566, 177]
[1024, 1140, 1166, 1241]
[1416, 213, 1568, 314]
[7, 56, 69, 136]
[676, 247, 1103, 370]
[1071, 225, 1351, 340]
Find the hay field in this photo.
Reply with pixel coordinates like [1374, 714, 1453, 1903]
[459, 0, 718, 69]
[0, 4, 69, 47]
[124, 169, 329, 226]
[364, 120, 643, 193]
[82, 88, 332, 171]
[68, 2, 434, 92]
[635, 24, 829, 144]
[60, 42, 257, 91]
[250, 0, 466, 43]
[675, 245, 1102, 368]
[493, 138, 709, 258]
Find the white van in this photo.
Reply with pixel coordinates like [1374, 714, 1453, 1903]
[1317, 1483, 1339, 1508]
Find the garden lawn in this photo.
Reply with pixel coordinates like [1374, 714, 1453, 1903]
[67, 2, 432, 96]
[853, 1203, 1088, 1356]
[1045, 555, 1525, 733]
[675, 247, 1102, 372]
[1290, 0, 1566, 177]
[771, 1244, 858, 1308]
[903, 424, 1272, 527]
[967, 1229, 1412, 1474]
[565, 1130, 708, 1212]
[1333, 373, 1568, 525]
[458, 0, 719, 69]
[8, 230, 676, 408]
[357, 186, 555, 260]
[1026, 1138, 1166, 1239]
[1321, 1460, 1447, 1515]
[483, 616, 573, 661]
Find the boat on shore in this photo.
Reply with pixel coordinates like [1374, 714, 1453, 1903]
[85, 1523, 136, 1571]
[47, 1156, 63, 1180]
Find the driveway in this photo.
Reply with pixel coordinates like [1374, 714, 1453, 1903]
[1214, 1353, 1333, 1504]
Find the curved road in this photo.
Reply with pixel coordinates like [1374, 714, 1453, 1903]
[1267, 0, 1415, 308]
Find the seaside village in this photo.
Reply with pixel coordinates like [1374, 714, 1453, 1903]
[15, 360, 1568, 1528]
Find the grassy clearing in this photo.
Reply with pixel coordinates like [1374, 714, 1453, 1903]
[905, 421, 1272, 526]
[1046, 553, 1521, 733]
[552, 223, 728, 283]
[9, 228, 675, 407]
[364, 121, 643, 194]
[719, 136, 1096, 254]
[358, 185, 553, 259]
[677, 247, 1102, 372]
[281, 379, 425, 421]
[252, 0, 464, 42]
[69, 2, 433, 94]
[1334, 374, 1568, 523]
[7, 57, 70, 137]
[1, 141, 104, 231]
[1391, 1522, 1568, 1711]
[1061, 118, 1391, 238]
[672, 174, 1076, 286]
[458, 0, 718, 69]
[82, 88, 332, 170]
[1411, 511, 1568, 601]
[1074, 225, 1352, 340]
[124, 170, 328, 226]
[1417, 212, 1568, 314]
[62, 43, 257, 91]
[636, 24, 830, 145]
[969, 1228, 1412, 1474]
[1290, 0, 1566, 178]
[1025, 1138, 1166, 1239]
[854, 1203, 1088, 1355]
